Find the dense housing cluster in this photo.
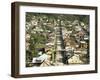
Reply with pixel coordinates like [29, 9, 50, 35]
[25, 13, 89, 67]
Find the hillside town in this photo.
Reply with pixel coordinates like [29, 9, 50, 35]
[25, 13, 89, 67]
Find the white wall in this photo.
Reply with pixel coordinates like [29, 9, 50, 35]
[0, 0, 99, 80]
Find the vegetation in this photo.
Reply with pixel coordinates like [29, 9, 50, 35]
[25, 12, 89, 66]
